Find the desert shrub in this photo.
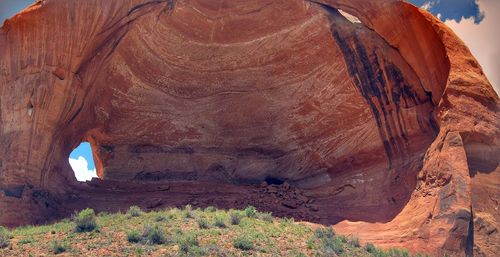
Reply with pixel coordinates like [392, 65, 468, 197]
[18, 237, 33, 245]
[338, 235, 348, 243]
[365, 242, 377, 253]
[280, 217, 295, 225]
[51, 240, 67, 254]
[127, 205, 142, 217]
[0, 226, 11, 248]
[306, 236, 316, 249]
[324, 236, 344, 254]
[204, 245, 227, 256]
[233, 236, 254, 251]
[142, 224, 166, 245]
[177, 232, 199, 253]
[315, 227, 335, 239]
[166, 208, 178, 220]
[74, 208, 97, 232]
[204, 206, 216, 212]
[183, 205, 194, 219]
[155, 215, 167, 222]
[414, 253, 432, 257]
[213, 216, 226, 228]
[197, 217, 210, 229]
[229, 211, 242, 225]
[97, 211, 110, 217]
[258, 212, 274, 223]
[126, 230, 141, 243]
[314, 227, 343, 255]
[349, 236, 360, 248]
[291, 251, 307, 257]
[244, 206, 257, 218]
[387, 247, 410, 257]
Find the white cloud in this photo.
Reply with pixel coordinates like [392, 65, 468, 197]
[69, 156, 98, 182]
[444, 0, 500, 93]
[421, 1, 434, 11]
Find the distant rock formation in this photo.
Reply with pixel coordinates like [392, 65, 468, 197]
[0, 0, 498, 256]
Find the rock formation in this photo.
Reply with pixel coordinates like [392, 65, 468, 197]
[0, 0, 498, 256]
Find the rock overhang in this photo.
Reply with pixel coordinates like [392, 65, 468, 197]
[0, 0, 498, 256]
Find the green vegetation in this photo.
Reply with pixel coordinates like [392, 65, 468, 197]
[127, 205, 143, 218]
[18, 237, 33, 245]
[349, 236, 361, 248]
[229, 210, 242, 225]
[233, 235, 254, 250]
[258, 211, 274, 223]
[74, 208, 97, 232]
[366, 242, 377, 253]
[204, 206, 216, 212]
[0, 226, 11, 248]
[244, 205, 257, 218]
[50, 240, 67, 254]
[177, 231, 200, 254]
[0, 206, 436, 256]
[154, 215, 167, 222]
[213, 215, 226, 228]
[196, 217, 209, 229]
[312, 227, 344, 255]
[126, 230, 141, 243]
[142, 224, 167, 245]
[183, 204, 194, 219]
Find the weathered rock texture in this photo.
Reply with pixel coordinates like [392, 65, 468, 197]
[0, 0, 498, 256]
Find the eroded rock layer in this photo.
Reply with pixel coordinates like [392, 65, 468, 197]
[0, 0, 498, 256]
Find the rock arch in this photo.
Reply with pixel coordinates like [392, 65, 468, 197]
[0, 0, 498, 256]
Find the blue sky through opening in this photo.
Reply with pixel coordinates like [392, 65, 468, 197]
[68, 142, 97, 182]
[69, 142, 95, 170]
[68, 142, 97, 181]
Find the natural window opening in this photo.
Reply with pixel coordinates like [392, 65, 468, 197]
[69, 142, 98, 182]
[27, 102, 33, 117]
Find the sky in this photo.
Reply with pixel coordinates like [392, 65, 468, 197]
[1, 0, 498, 181]
[408, 0, 499, 93]
[68, 143, 97, 182]
[0, 0, 32, 24]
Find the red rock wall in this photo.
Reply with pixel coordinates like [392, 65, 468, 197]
[0, 0, 498, 256]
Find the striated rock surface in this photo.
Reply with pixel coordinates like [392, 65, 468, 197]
[0, 0, 498, 256]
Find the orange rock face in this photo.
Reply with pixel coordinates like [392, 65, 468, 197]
[0, 0, 498, 256]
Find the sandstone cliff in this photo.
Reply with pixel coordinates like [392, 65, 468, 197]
[0, 0, 498, 256]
